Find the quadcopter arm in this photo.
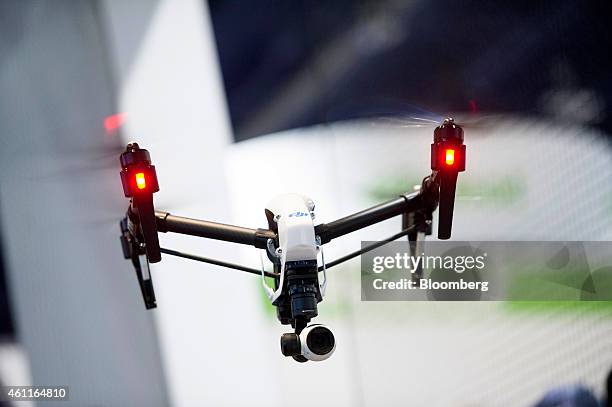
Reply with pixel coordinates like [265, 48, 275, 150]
[152, 176, 438, 249]
[155, 211, 274, 249]
[315, 188, 434, 244]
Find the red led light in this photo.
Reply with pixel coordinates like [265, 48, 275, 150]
[135, 172, 146, 190]
[104, 113, 126, 135]
[445, 149, 455, 166]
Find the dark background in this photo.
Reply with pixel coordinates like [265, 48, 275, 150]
[209, 0, 612, 141]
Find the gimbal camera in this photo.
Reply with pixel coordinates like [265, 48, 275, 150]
[118, 118, 466, 362]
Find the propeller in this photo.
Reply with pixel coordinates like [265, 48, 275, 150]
[366, 112, 503, 136]
[327, 99, 502, 136]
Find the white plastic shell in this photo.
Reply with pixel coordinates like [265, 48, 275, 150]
[264, 193, 318, 302]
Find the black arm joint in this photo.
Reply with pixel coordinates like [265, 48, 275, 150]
[414, 174, 440, 213]
[254, 228, 275, 249]
[314, 224, 331, 245]
[155, 211, 170, 233]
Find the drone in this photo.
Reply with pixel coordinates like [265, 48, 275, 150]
[118, 118, 466, 363]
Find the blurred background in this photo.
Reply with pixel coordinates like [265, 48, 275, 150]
[0, 0, 611, 406]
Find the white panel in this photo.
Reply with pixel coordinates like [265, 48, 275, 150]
[102, 1, 279, 406]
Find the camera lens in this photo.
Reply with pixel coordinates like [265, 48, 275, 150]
[306, 326, 335, 355]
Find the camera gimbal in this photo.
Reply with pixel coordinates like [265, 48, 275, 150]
[119, 118, 466, 362]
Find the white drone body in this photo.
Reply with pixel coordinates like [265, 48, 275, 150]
[263, 193, 326, 303]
